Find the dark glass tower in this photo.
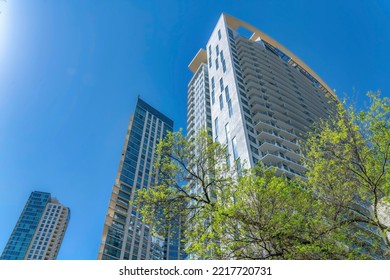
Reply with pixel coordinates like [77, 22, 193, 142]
[98, 97, 185, 260]
[0, 191, 70, 260]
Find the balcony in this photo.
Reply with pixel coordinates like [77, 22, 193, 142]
[264, 161, 306, 178]
[257, 129, 299, 149]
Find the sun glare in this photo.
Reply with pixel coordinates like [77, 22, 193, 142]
[0, 0, 10, 108]
[0, 0, 9, 60]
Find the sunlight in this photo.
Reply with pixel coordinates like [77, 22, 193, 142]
[0, 0, 10, 61]
[0, 1, 8, 45]
[0, 0, 10, 108]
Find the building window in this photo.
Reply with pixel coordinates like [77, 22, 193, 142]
[211, 90, 215, 105]
[120, 184, 131, 193]
[222, 60, 226, 73]
[218, 29, 222, 40]
[249, 134, 257, 144]
[211, 77, 215, 89]
[228, 99, 233, 117]
[244, 115, 252, 124]
[216, 45, 219, 55]
[114, 213, 126, 224]
[214, 117, 219, 138]
[236, 158, 242, 176]
[232, 137, 238, 160]
[219, 78, 224, 92]
[228, 28, 234, 39]
[225, 86, 230, 101]
[226, 146, 231, 167]
[225, 123, 230, 143]
[215, 58, 219, 70]
[219, 95, 224, 110]
[250, 145, 259, 155]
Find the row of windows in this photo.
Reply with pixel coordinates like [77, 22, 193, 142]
[27, 254, 44, 260]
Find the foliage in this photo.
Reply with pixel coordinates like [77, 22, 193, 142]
[135, 129, 235, 258]
[135, 91, 389, 259]
[303, 91, 390, 258]
[213, 165, 362, 259]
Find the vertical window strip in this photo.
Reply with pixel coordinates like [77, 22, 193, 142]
[225, 86, 230, 101]
[232, 137, 238, 160]
[219, 95, 224, 110]
[228, 99, 233, 117]
[214, 117, 219, 138]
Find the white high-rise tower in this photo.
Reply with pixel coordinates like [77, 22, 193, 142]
[188, 14, 338, 177]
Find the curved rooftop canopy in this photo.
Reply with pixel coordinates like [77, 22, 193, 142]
[190, 14, 338, 102]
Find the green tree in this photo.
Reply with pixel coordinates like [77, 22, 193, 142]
[135, 130, 364, 259]
[135, 129, 235, 259]
[303, 91, 390, 258]
[135, 92, 389, 259]
[212, 165, 361, 259]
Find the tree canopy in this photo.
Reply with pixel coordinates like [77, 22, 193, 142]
[135, 91, 389, 259]
[303, 91, 390, 258]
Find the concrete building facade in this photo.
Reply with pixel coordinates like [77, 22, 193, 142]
[188, 14, 338, 177]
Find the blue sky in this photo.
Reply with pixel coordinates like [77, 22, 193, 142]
[0, 0, 389, 260]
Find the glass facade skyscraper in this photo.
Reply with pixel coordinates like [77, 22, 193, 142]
[98, 97, 185, 260]
[0, 191, 70, 260]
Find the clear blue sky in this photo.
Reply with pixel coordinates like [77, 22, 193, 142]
[0, 0, 389, 260]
